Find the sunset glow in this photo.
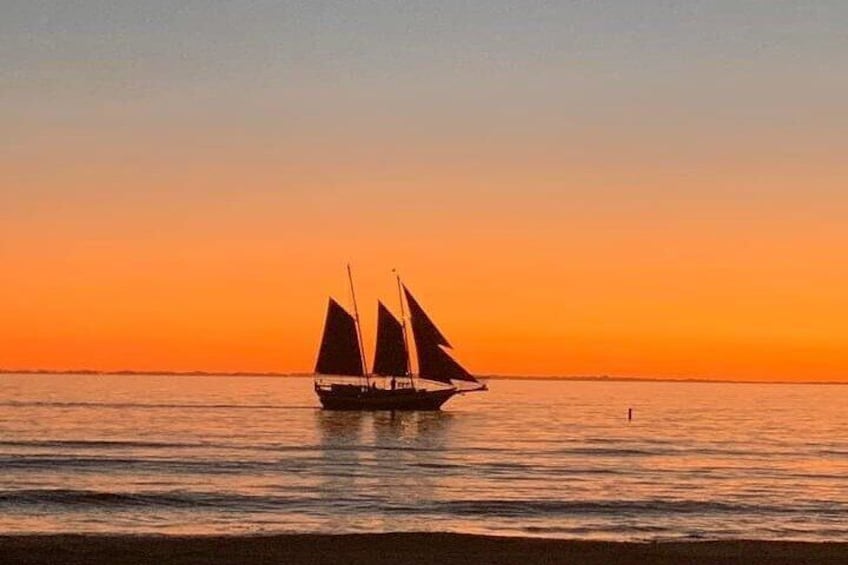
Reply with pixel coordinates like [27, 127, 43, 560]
[3, 2, 846, 381]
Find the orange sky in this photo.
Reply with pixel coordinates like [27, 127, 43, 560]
[2, 2, 847, 381]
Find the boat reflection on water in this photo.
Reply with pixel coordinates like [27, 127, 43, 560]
[314, 409, 455, 532]
[370, 409, 455, 452]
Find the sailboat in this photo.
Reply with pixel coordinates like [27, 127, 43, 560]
[313, 268, 487, 410]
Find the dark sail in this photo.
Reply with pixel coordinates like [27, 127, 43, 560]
[314, 298, 364, 376]
[372, 302, 409, 376]
[403, 287, 452, 348]
[404, 286, 479, 384]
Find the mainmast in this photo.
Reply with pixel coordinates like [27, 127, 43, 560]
[347, 264, 369, 383]
[394, 269, 413, 378]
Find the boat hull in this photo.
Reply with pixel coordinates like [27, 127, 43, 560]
[316, 385, 458, 411]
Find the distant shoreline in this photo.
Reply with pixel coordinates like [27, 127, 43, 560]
[0, 369, 845, 385]
[1, 533, 847, 565]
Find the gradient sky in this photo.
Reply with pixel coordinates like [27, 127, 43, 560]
[3, 1, 847, 380]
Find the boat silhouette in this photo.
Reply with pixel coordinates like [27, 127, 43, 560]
[314, 267, 487, 410]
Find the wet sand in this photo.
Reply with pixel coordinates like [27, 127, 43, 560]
[2, 533, 847, 564]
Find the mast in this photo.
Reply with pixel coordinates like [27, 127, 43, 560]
[394, 269, 413, 377]
[347, 264, 369, 382]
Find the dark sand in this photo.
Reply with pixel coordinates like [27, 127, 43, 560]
[2, 533, 847, 564]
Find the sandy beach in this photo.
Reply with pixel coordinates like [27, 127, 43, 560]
[2, 533, 847, 565]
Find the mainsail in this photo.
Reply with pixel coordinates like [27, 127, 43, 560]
[314, 298, 365, 376]
[403, 286, 479, 384]
[372, 302, 409, 376]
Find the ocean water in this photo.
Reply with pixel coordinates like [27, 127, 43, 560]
[1, 374, 847, 541]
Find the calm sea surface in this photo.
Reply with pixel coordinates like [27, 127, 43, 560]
[1, 374, 847, 541]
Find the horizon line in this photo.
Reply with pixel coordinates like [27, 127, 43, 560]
[0, 369, 845, 386]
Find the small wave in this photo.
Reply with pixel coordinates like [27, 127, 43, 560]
[413, 462, 465, 470]
[0, 489, 209, 508]
[523, 524, 669, 535]
[0, 439, 342, 456]
[0, 401, 310, 410]
[558, 447, 667, 457]
[0, 439, 207, 450]
[0, 455, 283, 475]
[0, 489, 313, 510]
[415, 499, 848, 518]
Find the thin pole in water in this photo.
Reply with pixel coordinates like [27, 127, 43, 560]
[628, 408, 633, 421]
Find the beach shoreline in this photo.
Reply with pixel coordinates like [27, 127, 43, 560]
[2, 532, 847, 564]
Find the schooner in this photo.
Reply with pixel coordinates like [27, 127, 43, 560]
[313, 268, 487, 410]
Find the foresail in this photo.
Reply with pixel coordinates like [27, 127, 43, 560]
[404, 286, 479, 384]
[403, 286, 451, 348]
[418, 338, 478, 383]
[372, 302, 409, 376]
[314, 298, 365, 376]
